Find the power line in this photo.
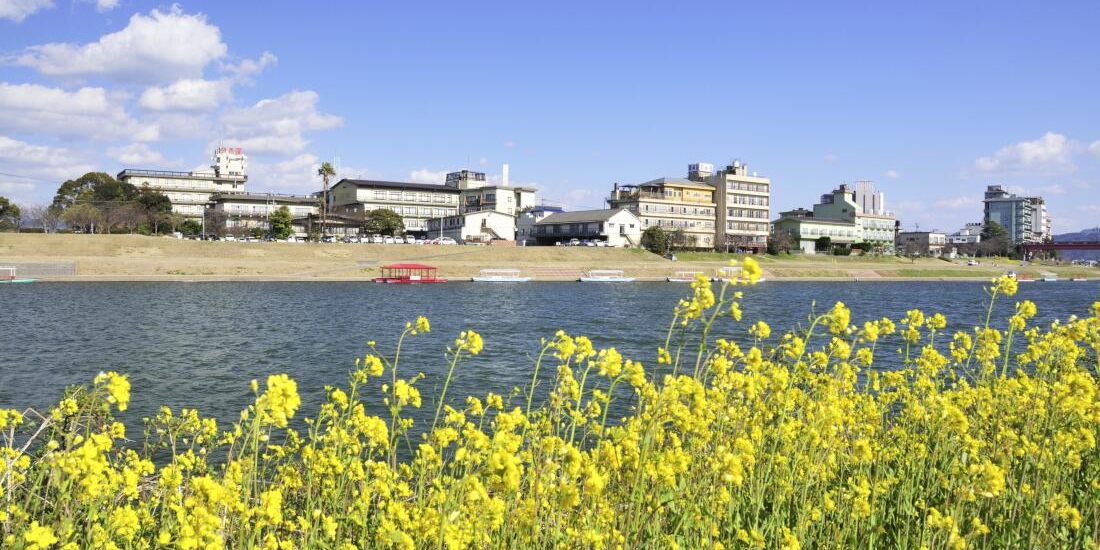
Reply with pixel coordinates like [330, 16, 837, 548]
[0, 171, 56, 183]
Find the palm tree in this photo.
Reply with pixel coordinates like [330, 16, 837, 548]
[317, 161, 336, 237]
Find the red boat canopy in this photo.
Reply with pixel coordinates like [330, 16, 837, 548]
[381, 263, 436, 270]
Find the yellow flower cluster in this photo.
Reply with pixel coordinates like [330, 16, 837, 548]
[1, 284, 1098, 549]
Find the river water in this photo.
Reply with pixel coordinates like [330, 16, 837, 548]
[1, 281, 1097, 426]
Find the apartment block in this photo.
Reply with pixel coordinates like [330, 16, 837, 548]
[693, 161, 771, 253]
[607, 177, 716, 249]
[983, 185, 1048, 244]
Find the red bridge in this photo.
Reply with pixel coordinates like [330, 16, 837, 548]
[1021, 241, 1100, 252]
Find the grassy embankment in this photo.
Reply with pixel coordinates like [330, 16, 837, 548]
[1, 233, 1095, 281]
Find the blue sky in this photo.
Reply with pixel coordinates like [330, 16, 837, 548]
[1, 1, 1098, 232]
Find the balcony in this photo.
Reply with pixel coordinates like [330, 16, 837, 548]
[609, 190, 713, 205]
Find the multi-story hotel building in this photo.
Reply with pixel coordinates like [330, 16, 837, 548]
[691, 161, 772, 253]
[117, 147, 247, 219]
[606, 177, 716, 249]
[772, 184, 898, 254]
[447, 167, 537, 216]
[209, 192, 318, 234]
[983, 185, 1048, 244]
[329, 179, 461, 234]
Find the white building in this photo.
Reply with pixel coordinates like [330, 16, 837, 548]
[532, 208, 642, 247]
[425, 210, 518, 243]
[446, 167, 537, 216]
[117, 147, 247, 219]
[329, 179, 461, 234]
[209, 192, 317, 234]
[517, 205, 564, 245]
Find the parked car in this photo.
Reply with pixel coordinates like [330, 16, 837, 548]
[223, 235, 237, 242]
[345, 236, 360, 243]
[428, 237, 457, 245]
[566, 238, 581, 246]
[370, 235, 383, 244]
[383, 236, 396, 244]
[405, 235, 416, 244]
[967, 259, 979, 266]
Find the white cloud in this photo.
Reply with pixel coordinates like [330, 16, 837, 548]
[408, 169, 447, 184]
[975, 132, 1078, 173]
[220, 52, 277, 84]
[933, 195, 981, 210]
[0, 0, 53, 22]
[139, 78, 233, 112]
[478, 156, 488, 166]
[1089, 140, 1100, 158]
[94, 0, 119, 12]
[0, 135, 96, 187]
[12, 5, 227, 83]
[0, 82, 154, 141]
[1006, 184, 1067, 196]
[219, 90, 342, 155]
[108, 143, 165, 165]
[326, 164, 377, 181]
[503, 140, 515, 148]
[885, 169, 899, 179]
[1079, 204, 1100, 214]
[246, 153, 319, 192]
[823, 154, 838, 163]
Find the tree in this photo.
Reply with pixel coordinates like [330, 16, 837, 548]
[205, 210, 228, 237]
[815, 236, 832, 252]
[181, 219, 202, 236]
[21, 204, 61, 232]
[768, 230, 795, 255]
[136, 186, 172, 233]
[317, 161, 336, 236]
[60, 204, 103, 233]
[270, 206, 294, 239]
[980, 220, 1011, 257]
[0, 196, 21, 231]
[166, 213, 186, 233]
[669, 229, 690, 251]
[363, 208, 404, 236]
[52, 172, 116, 212]
[641, 226, 670, 255]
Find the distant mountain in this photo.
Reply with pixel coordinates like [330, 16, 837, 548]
[1053, 227, 1100, 261]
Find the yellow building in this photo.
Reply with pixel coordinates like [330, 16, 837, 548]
[607, 177, 716, 249]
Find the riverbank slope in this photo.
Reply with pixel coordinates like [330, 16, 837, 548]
[1, 234, 1093, 281]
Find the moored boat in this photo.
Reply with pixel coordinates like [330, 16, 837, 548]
[667, 271, 704, 283]
[1040, 272, 1058, 282]
[373, 263, 448, 284]
[0, 266, 35, 284]
[579, 269, 635, 282]
[1070, 277, 1088, 282]
[471, 268, 531, 282]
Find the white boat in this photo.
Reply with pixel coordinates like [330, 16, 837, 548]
[1070, 277, 1088, 282]
[0, 266, 35, 284]
[712, 266, 741, 282]
[579, 269, 635, 282]
[667, 271, 704, 283]
[1040, 273, 1058, 282]
[471, 268, 531, 282]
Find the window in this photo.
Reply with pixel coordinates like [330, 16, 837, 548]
[389, 191, 401, 200]
[374, 190, 386, 199]
[434, 195, 444, 203]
